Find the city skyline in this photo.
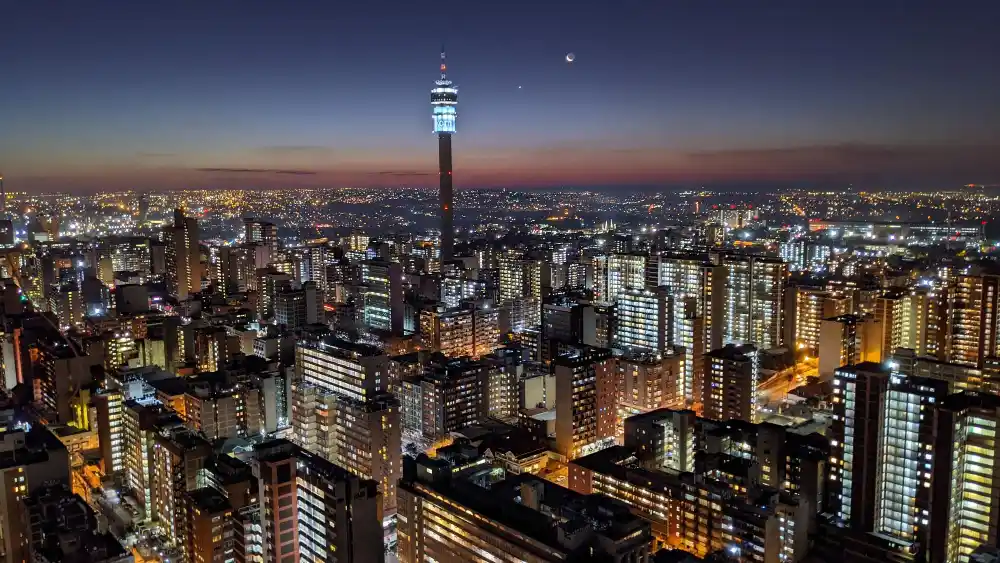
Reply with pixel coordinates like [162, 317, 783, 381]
[1, 1, 999, 193]
[6, 3, 1000, 562]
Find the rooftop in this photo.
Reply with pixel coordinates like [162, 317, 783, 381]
[188, 487, 232, 513]
[0, 427, 66, 471]
[940, 391, 1000, 412]
[706, 343, 758, 361]
[304, 335, 384, 358]
[403, 454, 649, 558]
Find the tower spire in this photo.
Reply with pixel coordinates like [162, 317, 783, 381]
[440, 47, 447, 79]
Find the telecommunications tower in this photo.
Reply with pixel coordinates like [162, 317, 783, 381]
[431, 51, 458, 261]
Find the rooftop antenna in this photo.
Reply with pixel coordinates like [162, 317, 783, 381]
[440, 42, 448, 79]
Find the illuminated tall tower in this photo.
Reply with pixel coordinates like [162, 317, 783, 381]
[0, 175, 12, 246]
[431, 51, 458, 261]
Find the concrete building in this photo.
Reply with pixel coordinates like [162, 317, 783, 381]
[623, 407, 697, 472]
[397, 454, 653, 563]
[150, 425, 213, 546]
[935, 392, 1000, 563]
[722, 255, 786, 350]
[419, 303, 499, 358]
[606, 253, 648, 303]
[818, 314, 882, 380]
[361, 259, 404, 334]
[784, 285, 850, 354]
[0, 427, 71, 563]
[24, 484, 130, 563]
[539, 294, 598, 363]
[554, 346, 615, 459]
[653, 254, 726, 406]
[614, 286, 672, 354]
[253, 439, 383, 563]
[944, 272, 1000, 368]
[702, 343, 760, 423]
[569, 414, 826, 562]
[163, 209, 202, 300]
[273, 281, 323, 329]
[397, 355, 489, 440]
[292, 337, 400, 517]
[615, 349, 687, 418]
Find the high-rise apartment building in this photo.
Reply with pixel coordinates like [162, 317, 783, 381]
[361, 259, 404, 334]
[830, 362, 890, 532]
[508, 295, 541, 333]
[420, 305, 472, 355]
[702, 343, 760, 423]
[419, 303, 498, 358]
[34, 336, 103, 424]
[253, 439, 383, 563]
[0, 427, 71, 563]
[486, 353, 520, 421]
[24, 484, 129, 563]
[163, 208, 202, 300]
[622, 407, 697, 472]
[244, 218, 278, 250]
[296, 337, 385, 401]
[829, 360, 978, 563]
[874, 289, 907, 358]
[614, 286, 671, 354]
[292, 337, 400, 516]
[784, 285, 850, 354]
[397, 354, 489, 440]
[498, 249, 526, 303]
[93, 389, 125, 475]
[397, 454, 653, 563]
[569, 413, 825, 562]
[184, 487, 235, 563]
[292, 382, 400, 517]
[540, 294, 598, 363]
[871, 374, 950, 550]
[151, 425, 213, 547]
[554, 346, 615, 459]
[874, 286, 944, 360]
[615, 349, 687, 419]
[182, 374, 263, 440]
[525, 259, 554, 302]
[274, 281, 323, 329]
[440, 272, 483, 308]
[935, 392, 1000, 563]
[107, 237, 152, 278]
[722, 255, 786, 349]
[818, 314, 882, 380]
[605, 253, 648, 302]
[653, 253, 725, 406]
[944, 272, 1000, 368]
[255, 268, 293, 321]
[306, 243, 328, 291]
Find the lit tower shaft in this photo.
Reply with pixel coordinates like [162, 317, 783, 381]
[431, 51, 458, 262]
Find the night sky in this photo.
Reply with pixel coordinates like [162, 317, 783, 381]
[1, 1, 998, 192]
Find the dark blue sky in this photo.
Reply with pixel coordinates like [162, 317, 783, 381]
[1, 1, 998, 191]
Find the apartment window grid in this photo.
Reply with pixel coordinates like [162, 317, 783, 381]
[838, 380, 856, 523]
[300, 347, 367, 401]
[616, 292, 661, 352]
[946, 414, 997, 563]
[875, 387, 923, 540]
